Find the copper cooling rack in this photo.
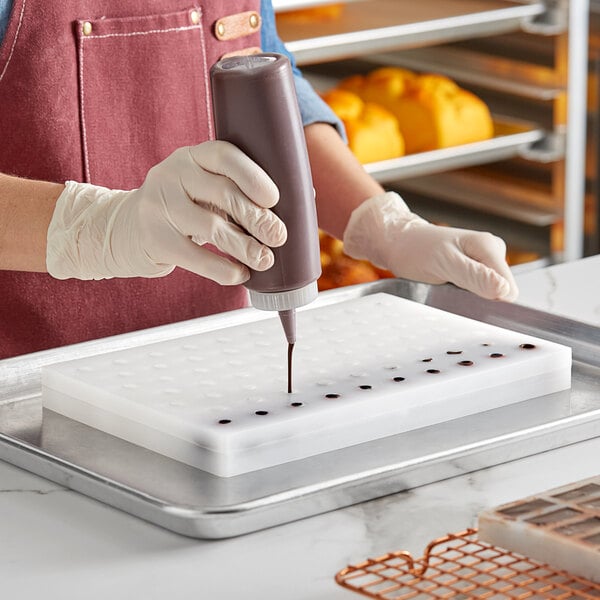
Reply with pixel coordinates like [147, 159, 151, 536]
[335, 529, 600, 599]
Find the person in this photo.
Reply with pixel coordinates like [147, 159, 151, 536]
[0, 0, 518, 360]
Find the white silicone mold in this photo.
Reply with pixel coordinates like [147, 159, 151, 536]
[42, 293, 572, 477]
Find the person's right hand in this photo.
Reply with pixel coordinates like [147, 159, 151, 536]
[46, 141, 287, 284]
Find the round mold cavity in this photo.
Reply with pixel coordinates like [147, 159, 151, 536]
[359, 385, 372, 390]
[290, 402, 303, 407]
[255, 410, 269, 416]
[421, 358, 433, 363]
[489, 353, 504, 359]
[446, 350, 463, 355]
[325, 393, 341, 399]
[426, 369, 441, 374]
[520, 343, 537, 350]
[222, 347, 240, 355]
[393, 376, 406, 382]
[218, 419, 232, 425]
[458, 360, 474, 367]
[168, 400, 186, 407]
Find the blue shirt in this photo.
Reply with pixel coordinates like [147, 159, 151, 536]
[0, 0, 343, 135]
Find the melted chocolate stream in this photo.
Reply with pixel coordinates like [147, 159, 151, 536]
[287, 342, 294, 394]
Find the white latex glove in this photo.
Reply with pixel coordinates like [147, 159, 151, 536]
[47, 141, 287, 285]
[343, 192, 518, 301]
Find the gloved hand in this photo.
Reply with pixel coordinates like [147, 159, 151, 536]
[47, 141, 287, 284]
[343, 192, 518, 301]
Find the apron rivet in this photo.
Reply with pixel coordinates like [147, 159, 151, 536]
[249, 13, 259, 29]
[190, 10, 200, 25]
[82, 21, 93, 36]
[216, 22, 225, 37]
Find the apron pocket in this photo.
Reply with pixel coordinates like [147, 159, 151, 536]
[76, 7, 212, 189]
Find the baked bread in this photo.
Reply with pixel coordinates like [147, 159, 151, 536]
[321, 88, 405, 163]
[341, 68, 494, 154]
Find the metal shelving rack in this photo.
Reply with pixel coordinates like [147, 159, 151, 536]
[274, 0, 590, 263]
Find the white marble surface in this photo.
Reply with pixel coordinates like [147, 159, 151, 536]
[514, 254, 600, 325]
[2, 257, 600, 600]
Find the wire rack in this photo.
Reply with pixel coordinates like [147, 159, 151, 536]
[335, 529, 600, 599]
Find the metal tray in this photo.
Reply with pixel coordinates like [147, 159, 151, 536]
[364, 118, 545, 183]
[1, 280, 599, 539]
[276, 0, 548, 66]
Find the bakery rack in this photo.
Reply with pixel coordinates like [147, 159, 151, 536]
[274, 0, 590, 262]
[335, 528, 600, 599]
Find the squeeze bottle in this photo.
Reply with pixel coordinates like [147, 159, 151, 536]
[210, 53, 321, 350]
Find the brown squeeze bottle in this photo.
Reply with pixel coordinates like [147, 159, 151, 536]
[210, 53, 322, 392]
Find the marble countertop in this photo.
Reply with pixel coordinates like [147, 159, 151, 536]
[2, 257, 600, 600]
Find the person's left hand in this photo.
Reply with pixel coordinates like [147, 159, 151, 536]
[342, 192, 519, 301]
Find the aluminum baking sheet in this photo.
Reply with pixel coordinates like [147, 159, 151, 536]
[1, 279, 599, 539]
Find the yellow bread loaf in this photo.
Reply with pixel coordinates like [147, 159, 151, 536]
[321, 88, 405, 163]
[340, 68, 417, 104]
[341, 68, 494, 154]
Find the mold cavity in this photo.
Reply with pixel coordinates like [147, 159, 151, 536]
[458, 360, 474, 367]
[291, 402, 303, 407]
[526, 508, 583, 526]
[421, 358, 433, 363]
[489, 353, 504, 359]
[426, 369, 440, 374]
[555, 517, 600, 537]
[325, 393, 341, 399]
[359, 385, 372, 390]
[393, 376, 405, 382]
[482, 343, 491, 347]
[499, 499, 554, 517]
[582, 533, 600, 546]
[582, 498, 600, 510]
[255, 410, 269, 416]
[218, 419, 231, 425]
[519, 343, 537, 350]
[553, 483, 600, 501]
[446, 350, 463, 355]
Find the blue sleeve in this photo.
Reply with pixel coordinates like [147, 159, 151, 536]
[260, 0, 346, 141]
[0, 0, 12, 44]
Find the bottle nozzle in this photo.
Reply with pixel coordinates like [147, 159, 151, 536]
[278, 309, 296, 345]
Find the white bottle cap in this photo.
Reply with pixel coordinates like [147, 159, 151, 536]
[248, 281, 318, 312]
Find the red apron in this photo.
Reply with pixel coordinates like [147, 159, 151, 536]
[0, 0, 262, 359]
